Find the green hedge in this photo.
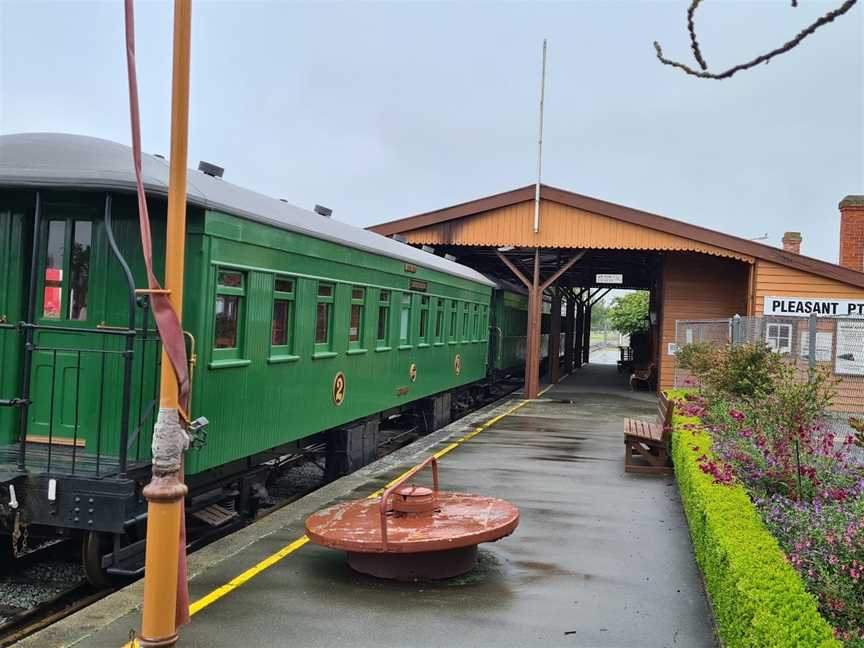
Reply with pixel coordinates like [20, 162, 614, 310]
[667, 390, 840, 648]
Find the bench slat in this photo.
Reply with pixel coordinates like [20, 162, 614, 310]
[624, 417, 663, 442]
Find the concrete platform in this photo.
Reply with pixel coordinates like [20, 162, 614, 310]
[26, 364, 717, 647]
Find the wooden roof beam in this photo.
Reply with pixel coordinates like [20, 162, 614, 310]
[495, 251, 532, 289]
[540, 252, 585, 292]
[589, 288, 612, 307]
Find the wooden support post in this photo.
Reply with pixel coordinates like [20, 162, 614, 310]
[547, 286, 562, 384]
[574, 297, 584, 369]
[563, 290, 575, 374]
[526, 248, 541, 399]
[583, 304, 592, 364]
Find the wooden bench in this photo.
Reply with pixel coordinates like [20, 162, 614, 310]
[629, 362, 657, 392]
[624, 391, 674, 475]
[617, 346, 633, 374]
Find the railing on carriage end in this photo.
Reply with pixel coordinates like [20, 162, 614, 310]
[0, 314, 163, 480]
[0, 192, 193, 480]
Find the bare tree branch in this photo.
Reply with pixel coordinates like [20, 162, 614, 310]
[655, 0, 858, 80]
[687, 0, 709, 71]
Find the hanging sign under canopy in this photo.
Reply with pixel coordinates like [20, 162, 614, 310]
[595, 273, 623, 285]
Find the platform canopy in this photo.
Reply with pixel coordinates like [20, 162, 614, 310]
[369, 184, 864, 398]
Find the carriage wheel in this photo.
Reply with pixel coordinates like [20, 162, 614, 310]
[82, 531, 114, 588]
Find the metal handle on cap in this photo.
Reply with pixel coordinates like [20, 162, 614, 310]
[379, 455, 439, 549]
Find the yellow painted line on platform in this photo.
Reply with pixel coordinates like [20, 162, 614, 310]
[188, 534, 310, 615]
[124, 387, 552, 644]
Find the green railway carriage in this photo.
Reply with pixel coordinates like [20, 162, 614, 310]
[488, 282, 552, 376]
[0, 133, 496, 580]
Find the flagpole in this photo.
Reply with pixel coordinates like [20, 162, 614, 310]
[533, 38, 547, 234]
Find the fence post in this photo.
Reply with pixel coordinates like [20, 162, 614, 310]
[808, 313, 818, 369]
[731, 314, 742, 345]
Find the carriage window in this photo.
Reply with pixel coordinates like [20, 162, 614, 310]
[482, 305, 489, 340]
[42, 221, 66, 319]
[272, 301, 290, 346]
[418, 296, 430, 343]
[41, 220, 92, 321]
[399, 293, 412, 345]
[69, 222, 91, 321]
[215, 296, 240, 348]
[271, 276, 294, 349]
[377, 291, 390, 344]
[472, 304, 480, 342]
[315, 282, 334, 349]
[434, 299, 444, 342]
[214, 270, 245, 349]
[462, 303, 470, 342]
[218, 271, 243, 287]
[274, 277, 294, 293]
[349, 286, 365, 347]
[449, 300, 458, 342]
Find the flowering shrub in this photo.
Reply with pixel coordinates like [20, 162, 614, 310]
[673, 367, 864, 643]
[669, 397, 840, 647]
[676, 341, 784, 398]
[761, 495, 864, 643]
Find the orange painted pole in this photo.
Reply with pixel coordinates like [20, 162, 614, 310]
[138, 1, 192, 646]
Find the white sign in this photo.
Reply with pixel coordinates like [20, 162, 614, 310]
[799, 331, 833, 363]
[836, 321, 864, 376]
[667, 342, 679, 356]
[596, 273, 623, 285]
[764, 296, 864, 318]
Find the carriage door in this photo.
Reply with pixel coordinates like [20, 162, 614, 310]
[28, 211, 99, 448]
[0, 203, 30, 445]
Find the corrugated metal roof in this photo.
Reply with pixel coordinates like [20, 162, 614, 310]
[369, 184, 864, 290]
[0, 133, 494, 287]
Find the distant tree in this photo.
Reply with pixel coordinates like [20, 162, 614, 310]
[591, 301, 609, 329]
[654, 0, 858, 80]
[608, 292, 650, 336]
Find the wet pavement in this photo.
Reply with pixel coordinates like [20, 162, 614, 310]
[32, 364, 717, 647]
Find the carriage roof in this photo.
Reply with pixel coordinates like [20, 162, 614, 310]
[0, 133, 494, 287]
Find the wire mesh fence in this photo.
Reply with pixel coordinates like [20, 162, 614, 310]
[674, 313, 864, 442]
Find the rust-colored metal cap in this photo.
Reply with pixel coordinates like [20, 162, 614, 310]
[305, 490, 519, 553]
[390, 485, 436, 515]
[305, 456, 519, 580]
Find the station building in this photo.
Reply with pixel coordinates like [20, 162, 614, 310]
[369, 186, 864, 396]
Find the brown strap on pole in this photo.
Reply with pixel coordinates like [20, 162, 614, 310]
[123, 0, 190, 414]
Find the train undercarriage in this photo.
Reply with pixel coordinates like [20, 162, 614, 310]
[0, 376, 515, 586]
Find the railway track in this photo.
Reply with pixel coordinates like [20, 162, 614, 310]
[0, 381, 520, 645]
[0, 551, 99, 647]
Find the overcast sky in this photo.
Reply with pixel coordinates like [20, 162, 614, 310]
[1, 1, 861, 264]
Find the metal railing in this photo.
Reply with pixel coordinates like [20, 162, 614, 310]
[674, 313, 864, 436]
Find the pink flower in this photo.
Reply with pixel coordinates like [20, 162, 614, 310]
[728, 409, 745, 422]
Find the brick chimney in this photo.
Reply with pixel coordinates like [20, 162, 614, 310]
[840, 196, 864, 271]
[782, 231, 802, 254]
